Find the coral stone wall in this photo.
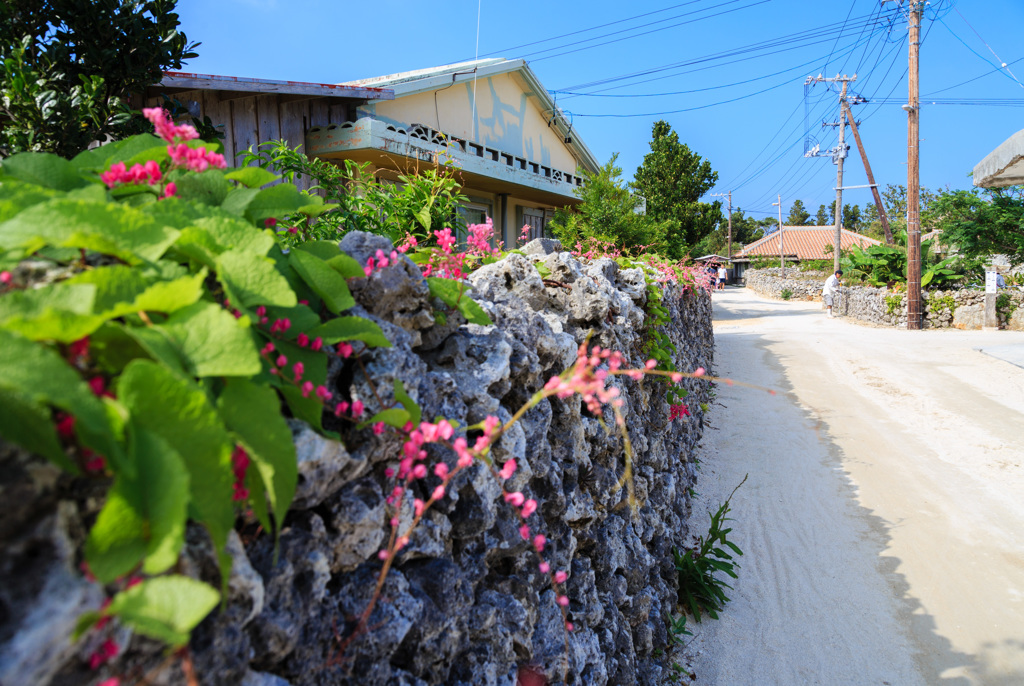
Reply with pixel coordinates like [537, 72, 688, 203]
[744, 268, 1024, 330]
[0, 235, 715, 686]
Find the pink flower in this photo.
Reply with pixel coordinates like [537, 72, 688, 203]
[265, 217, 277, 228]
[88, 638, 119, 670]
[498, 459, 516, 480]
[554, 570, 568, 584]
[412, 464, 427, 479]
[373, 422, 385, 435]
[143, 107, 199, 143]
[293, 362, 305, 381]
[315, 385, 332, 401]
[434, 462, 449, 479]
[56, 414, 76, 439]
[453, 437, 472, 468]
[522, 499, 538, 518]
[0, 271, 11, 285]
[414, 498, 425, 516]
[693, 367, 706, 377]
[334, 401, 349, 417]
[556, 595, 569, 607]
[505, 492, 525, 507]
[311, 337, 324, 352]
[351, 400, 364, 418]
[539, 562, 550, 573]
[161, 181, 177, 199]
[519, 524, 530, 540]
[301, 381, 314, 398]
[275, 355, 287, 368]
[297, 333, 309, 347]
[431, 485, 446, 501]
[533, 534, 545, 551]
[565, 622, 574, 632]
[378, 550, 390, 561]
[670, 373, 683, 383]
[645, 359, 657, 369]
[337, 342, 354, 359]
[98, 679, 121, 686]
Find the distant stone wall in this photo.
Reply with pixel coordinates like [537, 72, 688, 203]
[744, 268, 1024, 330]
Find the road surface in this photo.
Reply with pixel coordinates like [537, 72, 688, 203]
[684, 286, 1024, 686]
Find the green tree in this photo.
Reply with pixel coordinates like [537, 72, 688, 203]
[632, 120, 722, 258]
[930, 185, 1024, 265]
[786, 199, 811, 225]
[826, 200, 864, 231]
[815, 204, 831, 226]
[0, 0, 198, 158]
[548, 154, 670, 252]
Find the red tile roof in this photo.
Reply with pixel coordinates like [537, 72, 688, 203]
[735, 227, 881, 260]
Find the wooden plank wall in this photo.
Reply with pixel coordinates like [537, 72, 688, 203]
[145, 91, 357, 192]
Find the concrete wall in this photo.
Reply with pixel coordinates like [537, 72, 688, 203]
[744, 268, 1024, 330]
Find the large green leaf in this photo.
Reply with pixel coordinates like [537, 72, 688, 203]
[0, 199, 180, 264]
[0, 281, 102, 341]
[306, 316, 391, 348]
[295, 241, 342, 261]
[225, 167, 280, 188]
[83, 476, 147, 582]
[0, 388, 75, 472]
[172, 169, 230, 207]
[288, 250, 354, 313]
[393, 378, 421, 427]
[66, 266, 148, 313]
[193, 216, 275, 256]
[243, 183, 309, 225]
[117, 361, 234, 570]
[134, 427, 190, 574]
[105, 575, 220, 647]
[0, 152, 90, 191]
[326, 252, 367, 279]
[118, 324, 188, 376]
[216, 249, 297, 309]
[217, 379, 297, 528]
[0, 178, 60, 222]
[219, 186, 260, 217]
[159, 302, 261, 378]
[0, 329, 118, 466]
[71, 134, 165, 172]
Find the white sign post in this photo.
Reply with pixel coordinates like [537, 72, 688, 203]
[985, 271, 998, 294]
[984, 271, 998, 330]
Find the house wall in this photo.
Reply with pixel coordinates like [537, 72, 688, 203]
[357, 73, 578, 175]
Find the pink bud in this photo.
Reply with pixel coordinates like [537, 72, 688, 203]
[373, 422, 385, 435]
[522, 499, 538, 518]
[378, 550, 390, 560]
[499, 459, 516, 480]
[0, 271, 12, 285]
[539, 562, 550, 573]
[519, 524, 530, 540]
[565, 622, 574, 632]
[276, 355, 287, 367]
[311, 337, 324, 351]
[384, 467, 394, 478]
[337, 342, 354, 358]
[505, 492, 525, 507]
[301, 381, 314, 398]
[293, 361, 305, 380]
[431, 485, 446, 501]
[533, 534, 546, 551]
[352, 400, 364, 417]
[556, 595, 569, 607]
[434, 462, 449, 479]
[297, 333, 309, 347]
[645, 359, 657, 369]
[554, 570, 568, 584]
[414, 498, 425, 516]
[693, 367, 706, 377]
[412, 464, 427, 479]
[670, 373, 683, 383]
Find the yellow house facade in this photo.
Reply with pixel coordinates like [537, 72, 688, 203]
[305, 58, 600, 247]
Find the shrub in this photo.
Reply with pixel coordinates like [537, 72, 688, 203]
[780, 288, 793, 300]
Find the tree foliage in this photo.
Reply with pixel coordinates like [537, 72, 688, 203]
[548, 154, 671, 253]
[786, 199, 811, 226]
[815, 204, 830, 226]
[931, 185, 1024, 266]
[632, 120, 722, 258]
[0, 0, 197, 158]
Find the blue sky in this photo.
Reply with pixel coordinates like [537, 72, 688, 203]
[175, 0, 1024, 221]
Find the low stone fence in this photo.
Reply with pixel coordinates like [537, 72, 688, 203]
[744, 268, 1024, 330]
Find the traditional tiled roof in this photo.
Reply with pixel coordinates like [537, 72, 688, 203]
[734, 227, 882, 260]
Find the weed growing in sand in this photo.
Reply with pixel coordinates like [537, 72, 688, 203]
[673, 474, 747, 621]
[780, 288, 793, 300]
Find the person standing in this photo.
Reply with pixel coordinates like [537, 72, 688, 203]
[822, 270, 842, 317]
[717, 264, 728, 290]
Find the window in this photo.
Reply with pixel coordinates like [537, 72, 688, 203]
[520, 207, 546, 243]
[457, 200, 493, 245]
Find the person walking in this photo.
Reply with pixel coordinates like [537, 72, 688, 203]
[717, 264, 728, 290]
[822, 270, 842, 317]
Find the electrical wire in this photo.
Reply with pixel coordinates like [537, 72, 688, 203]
[953, 6, 1024, 88]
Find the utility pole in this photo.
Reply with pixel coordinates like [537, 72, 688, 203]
[772, 195, 784, 276]
[842, 100, 893, 244]
[907, 0, 923, 330]
[808, 74, 857, 273]
[711, 191, 733, 260]
[883, 0, 923, 329]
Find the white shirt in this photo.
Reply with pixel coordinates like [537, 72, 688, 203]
[823, 274, 841, 296]
[717, 267, 727, 279]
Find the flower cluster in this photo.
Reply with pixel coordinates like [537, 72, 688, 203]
[100, 159, 161, 188]
[364, 249, 399, 277]
[142, 107, 199, 144]
[518, 223, 532, 244]
[167, 142, 227, 173]
[466, 218, 501, 257]
[669, 404, 690, 420]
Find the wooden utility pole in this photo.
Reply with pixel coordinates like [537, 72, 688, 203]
[906, 0, 923, 330]
[833, 78, 850, 275]
[842, 101, 893, 244]
[772, 195, 784, 276]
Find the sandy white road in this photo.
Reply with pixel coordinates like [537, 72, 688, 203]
[685, 286, 1024, 686]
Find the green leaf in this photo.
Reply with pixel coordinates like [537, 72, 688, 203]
[216, 249, 297, 309]
[217, 379, 297, 529]
[225, 167, 280, 188]
[0, 330, 118, 467]
[415, 204, 432, 232]
[66, 266, 148, 312]
[171, 169, 230, 206]
[0, 178, 60, 222]
[426, 277, 492, 326]
[117, 361, 234, 574]
[306, 316, 391, 348]
[0, 152, 90, 191]
[0, 199, 180, 264]
[288, 250, 354, 313]
[326, 252, 367, 279]
[361, 407, 409, 430]
[84, 475, 148, 582]
[173, 226, 222, 268]
[393, 378, 421, 427]
[119, 324, 188, 376]
[295, 241, 342, 261]
[71, 134, 165, 172]
[0, 388, 75, 472]
[105, 575, 220, 647]
[159, 302, 262, 378]
[220, 186, 260, 217]
[244, 183, 309, 225]
[193, 216, 275, 256]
